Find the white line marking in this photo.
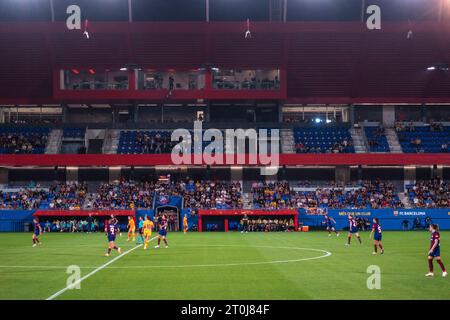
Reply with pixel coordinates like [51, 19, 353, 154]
[45, 236, 157, 300]
[4, 245, 331, 271]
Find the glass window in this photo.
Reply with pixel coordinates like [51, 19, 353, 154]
[62, 69, 129, 90]
[288, 0, 362, 22]
[210, 0, 270, 21]
[54, 0, 129, 22]
[137, 70, 205, 90]
[0, 0, 51, 21]
[212, 69, 280, 90]
[132, 0, 205, 21]
[366, 0, 440, 21]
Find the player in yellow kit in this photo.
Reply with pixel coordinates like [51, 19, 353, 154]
[143, 216, 154, 250]
[183, 214, 188, 234]
[127, 216, 136, 242]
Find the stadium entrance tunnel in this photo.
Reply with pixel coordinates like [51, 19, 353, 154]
[155, 205, 179, 232]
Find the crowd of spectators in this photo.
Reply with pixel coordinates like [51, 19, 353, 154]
[293, 180, 403, 210]
[47, 183, 87, 210]
[394, 121, 416, 132]
[86, 179, 154, 209]
[295, 139, 352, 154]
[252, 181, 296, 209]
[0, 188, 47, 209]
[7, 178, 450, 211]
[393, 121, 445, 132]
[0, 132, 47, 154]
[407, 179, 449, 208]
[136, 131, 177, 154]
[182, 180, 243, 209]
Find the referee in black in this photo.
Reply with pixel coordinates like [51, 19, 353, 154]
[241, 214, 249, 233]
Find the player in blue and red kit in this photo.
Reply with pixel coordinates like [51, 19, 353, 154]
[323, 215, 339, 237]
[369, 218, 383, 255]
[346, 215, 362, 246]
[105, 217, 122, 257]
[425, 224, 447, 277]
[32, 218, 42, 247]
[155, 214, 169, 249]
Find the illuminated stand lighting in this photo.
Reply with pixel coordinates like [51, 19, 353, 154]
[427, 64, 449, 71]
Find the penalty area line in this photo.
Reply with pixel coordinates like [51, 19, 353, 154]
[45, 236, 157, 300]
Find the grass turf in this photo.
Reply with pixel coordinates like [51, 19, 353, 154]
[0, 231, 448, 300]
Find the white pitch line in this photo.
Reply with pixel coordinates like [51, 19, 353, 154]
[45, 236, 157, 300]
[2, 245, 331, 271]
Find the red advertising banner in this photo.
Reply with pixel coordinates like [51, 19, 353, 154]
[33, 210, 135, 217]
[198, 209, 298, 216]
[1, 153, 449, 167]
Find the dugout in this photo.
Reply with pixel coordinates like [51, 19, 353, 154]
[32, 210, 135, 231]
[197, 209, 299, 232]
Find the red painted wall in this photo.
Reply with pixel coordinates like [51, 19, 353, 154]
[1, 22, 450, 104]
[1, 154, 449, 166]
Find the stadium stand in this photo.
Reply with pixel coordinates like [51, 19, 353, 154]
[293, 127, 354, 153]
[0, 127, 50, 154]
[406, 180, 450, 208]
[364, 127, 390, 152]
[252, 181, 295, 209]
[396, 123, 450, 153]
[118, 130, 176, 154]
[86, 179, 154, 209]
[62, 127, 86, 139]
[183, 181, 243, 209]
[293, 180, 403, 209]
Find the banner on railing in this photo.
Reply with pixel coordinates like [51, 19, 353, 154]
[33, 210, 135, 217]
[199, 209, 298, 216]
[298, 208, 450, 230]
[0, 210, 35, 232]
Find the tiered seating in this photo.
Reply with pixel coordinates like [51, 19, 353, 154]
[397, 126, 450, 153]
[293, 127, 354, 153]
[364, 127, 390, 152]
[63, 127, 85, 139]
[406, 180, 450, 208]
[252, 181, 295, 209]
[293, 181, 403, 209]
[0, 127, 50, 154]
[118, 130, 216, 154]
[118, 130, 175, 154]
[183, 181, 243, 209]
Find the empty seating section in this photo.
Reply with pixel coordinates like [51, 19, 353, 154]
[397, 126, 450, 153]
[0, 127, 50, 154]
[293, 127, 354, 153]
[63, 127, 86, 139]
[364, 127, 390, 152]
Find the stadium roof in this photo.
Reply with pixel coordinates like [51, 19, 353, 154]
[0, 0, 447, 22]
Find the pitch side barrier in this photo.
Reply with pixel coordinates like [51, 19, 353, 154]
[33, 210, 135, 232]
[298, 208, 450, 231]
[0, 210, 35, 232]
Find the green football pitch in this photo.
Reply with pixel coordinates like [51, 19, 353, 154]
[0, 231, 448, 300]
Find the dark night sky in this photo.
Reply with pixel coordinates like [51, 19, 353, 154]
[0, 0, 443, 22]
